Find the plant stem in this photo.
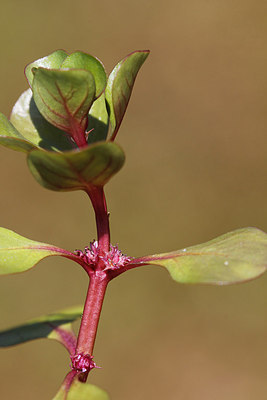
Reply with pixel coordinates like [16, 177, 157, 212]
[73, 186, 111, 382]
[70, 120, 88, 148]
[75, 272, 109, 382]
[87, 186, 110, 253]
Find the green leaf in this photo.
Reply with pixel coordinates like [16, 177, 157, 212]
[0, 227, 73, 275]
[61, 51, 107, 98]
[53, 380, 110, 400]
[25, 50, 68, 87]
[10, 89, 77, 151]
[105, 50, 150, 139]
[135, 228, 267, 285]
[0, 112, 35, 152]
[87, 94, 109, 144]
[27, 142, 125, 191]
[32, 68, 96, 138]
[0, 305, 82, 349]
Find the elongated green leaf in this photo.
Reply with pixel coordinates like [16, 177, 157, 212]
[134, 228, 267, 285]
[32, 68, 96, 138]
[105, 50, 149, 139]
[61, 52, 107, 98]
[0, 227, 73, 275]
[25, 50, 68, 87]
[27, 142, 125, 191]
[87, 94, 109, 144]
[10, 89, 76, 151]
[0, 305, 82, 350]
[54, 380, 110, 400]
[0, 112, 36, 152]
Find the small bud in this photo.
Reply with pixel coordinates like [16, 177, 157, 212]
[71, 353, 98, 373]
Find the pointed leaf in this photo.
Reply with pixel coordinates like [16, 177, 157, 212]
[134, 228, 267, 285]
[54, 380, 110, 400]
[0, 305, 82, 351]
[61, 52, 107, 98]
[0, 112, 35, 152]
[87, 94, 109, 144]
[9, 89, 77, 151]
[105, 50, 149, 139]
[25, 50, 68, 87]
[32, 68, 96, 140]
[0, 227, 74, 275]
[27, 142, 125, 191]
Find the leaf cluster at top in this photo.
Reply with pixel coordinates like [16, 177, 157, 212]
[0, 49, 149, 191]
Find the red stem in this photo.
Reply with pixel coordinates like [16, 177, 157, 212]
[86, 186, 110, 254]
[75, 272, 109, 356]
[71, 120, 88, 148]
[73, 186, 111, 382]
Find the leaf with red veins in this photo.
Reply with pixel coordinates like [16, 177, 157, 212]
[129, 228, 267, 285]
[32, 68, 96, 147]
[25, 49, 68, 88]
[9, 89, 76, 152]
[0, 305, 83, 355]
[27, 141, 125, 192]
[0, 227, 82, 275]
[105, 50, 150, 140]
[60, 51, 107, 99]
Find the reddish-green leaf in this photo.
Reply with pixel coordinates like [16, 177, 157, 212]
[0, 227, 74, 275]
[32, 68, 96, 143]
[105, 50, 149, 140]
[27, 142, 125, 191]
[25, 50, 68, 87]
[0, 112, 35, 152]
[10, 89, 76, 151]
[61, 51, 107, 98]
[0, 305, 82, 352]
[87, 94, 109, 144]
[133, 228, 267, 285]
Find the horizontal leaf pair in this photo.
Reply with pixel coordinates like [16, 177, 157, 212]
[0, 226, 266, 283]
[0, 226, 266, 397]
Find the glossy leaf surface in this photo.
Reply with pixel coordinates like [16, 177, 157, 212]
[32, 68, 96, 135]
[61, 51, 107, 98]
[87, 94, 109, 144]
[0, 227, 72, 275]
[0, 305, 82, 350]
[28, 142, 125, 191]
[53, 380, 110, 400]
[25, 50, 68, 87]
[105, 50, 149, 139]
[134, 228, 267, 285]
[10, 89, 76, 151]
[0, 112, 35, 152]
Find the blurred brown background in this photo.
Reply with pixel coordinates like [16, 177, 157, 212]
[0, 0, 266, 399]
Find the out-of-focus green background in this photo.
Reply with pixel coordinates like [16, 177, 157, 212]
[0, 1, 266, 399]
